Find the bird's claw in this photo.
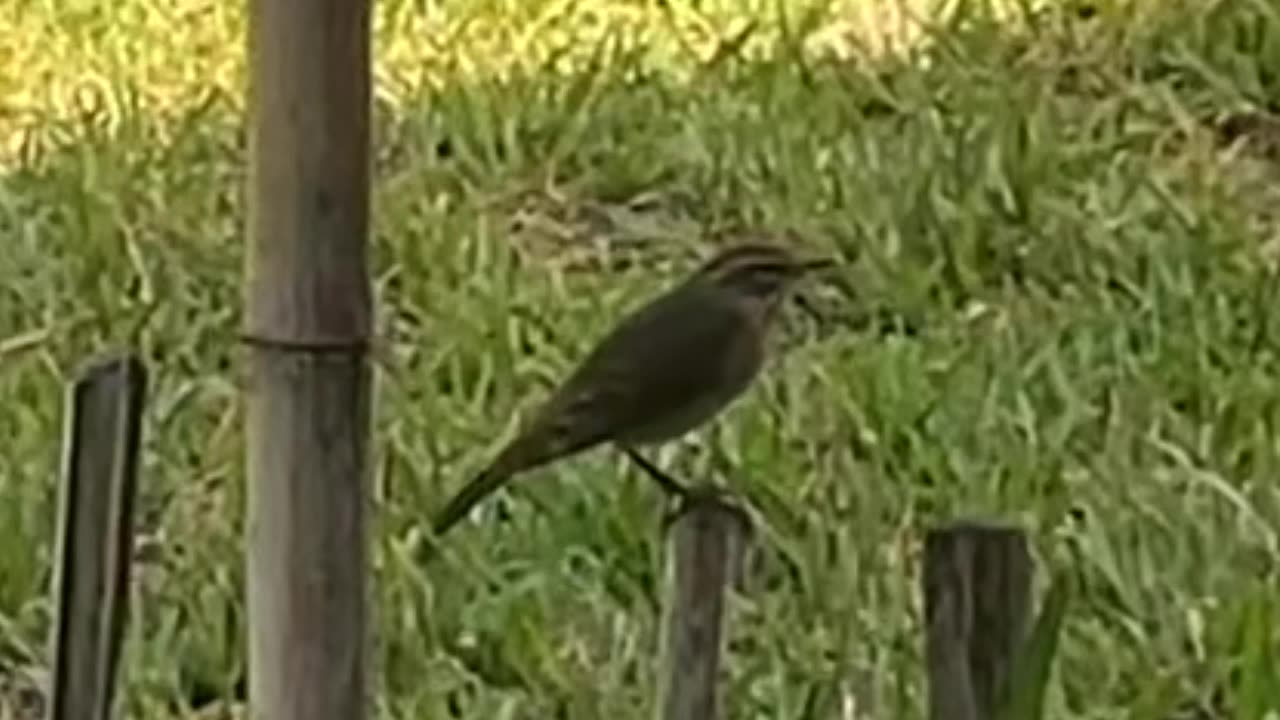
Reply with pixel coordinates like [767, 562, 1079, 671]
[660, 483, 746, 531]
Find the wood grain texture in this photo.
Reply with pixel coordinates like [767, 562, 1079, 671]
[244, 0, 372, 718]
[245, 354, 371, 720]
[245, 0, 371, 346]
[923, 521, 1032, 720]
[48, 353, 146, 720]
[657, 493, 751, 720]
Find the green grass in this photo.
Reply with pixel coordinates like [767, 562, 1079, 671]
[3, 0, 1280, 717]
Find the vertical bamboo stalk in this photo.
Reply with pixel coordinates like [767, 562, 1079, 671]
[656, 494, 751, 720]
[243, 0, 372, 717]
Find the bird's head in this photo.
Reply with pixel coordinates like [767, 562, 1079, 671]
[693, 241, 833, 313]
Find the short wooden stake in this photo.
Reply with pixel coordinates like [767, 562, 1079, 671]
[656, 493, 751, 720]
[47, 353, 147, 720]
[922, 521, 1032, 720]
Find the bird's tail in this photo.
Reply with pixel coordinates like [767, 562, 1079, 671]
[430, 464, 514, 539]
[427, 421, 603, 549]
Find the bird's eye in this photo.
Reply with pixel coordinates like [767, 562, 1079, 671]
[737, 267, 790, 297]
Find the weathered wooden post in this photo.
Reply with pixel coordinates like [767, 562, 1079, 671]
[242, 0, 373, 717]
[656, 493, 751, 720]
[47, 353, 147, 720]
[922, 521, 1033, 720]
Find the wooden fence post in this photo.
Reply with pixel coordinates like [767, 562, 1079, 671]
[47, 353, 147, 720]
[656, 493, 751, 720]
[922, 521, 1032, 720]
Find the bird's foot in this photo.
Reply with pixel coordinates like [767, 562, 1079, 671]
[620, 447, 750, 532]
[660, 483, 747, 531]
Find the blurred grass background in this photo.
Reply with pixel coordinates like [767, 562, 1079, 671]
[2, 0, 1279, 717]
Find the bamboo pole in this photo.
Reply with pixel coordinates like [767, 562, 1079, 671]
[243, 0, 372, 717]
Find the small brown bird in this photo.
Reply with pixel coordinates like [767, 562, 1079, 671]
[430, 241, 831, 539]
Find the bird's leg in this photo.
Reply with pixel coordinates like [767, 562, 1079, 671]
[623, 447, 750, 531]
[622, 447, 691, 498]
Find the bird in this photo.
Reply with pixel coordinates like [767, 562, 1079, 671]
[429, 240, 832, 541]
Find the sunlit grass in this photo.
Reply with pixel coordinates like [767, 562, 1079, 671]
[2, 0, 1279, 718]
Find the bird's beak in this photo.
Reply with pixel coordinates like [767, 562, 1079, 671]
[794, 257, 836, 275]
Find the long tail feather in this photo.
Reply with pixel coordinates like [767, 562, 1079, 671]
[429, 420, 607, 543]
[430, 465, 512, 539]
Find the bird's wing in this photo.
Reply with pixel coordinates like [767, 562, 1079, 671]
[534, 286, 748, 446]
